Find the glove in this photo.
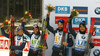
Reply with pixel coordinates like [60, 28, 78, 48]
[90, 43, 94, 48]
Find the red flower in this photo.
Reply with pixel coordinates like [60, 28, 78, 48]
[6, 22, 8, 24]
[27, 11, 29, 14]
[27, 13, 29, 15]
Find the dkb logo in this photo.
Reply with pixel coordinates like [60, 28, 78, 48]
[55, 6, 70, 14]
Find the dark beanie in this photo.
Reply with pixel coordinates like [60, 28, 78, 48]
[79, 21, 86, 34]
[79, 21, 86, 28]
[58, 19, 64, 25]
[32, 24, 39, 30]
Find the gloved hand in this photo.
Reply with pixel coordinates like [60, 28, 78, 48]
[90, 43, 94, 48]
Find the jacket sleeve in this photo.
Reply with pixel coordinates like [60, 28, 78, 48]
[67, 33, 73, 47]
[1, 28, 9, 38]
[46, 17, 55, 34]
[21, 22, 31, 37]
[69, 20, 77, 39]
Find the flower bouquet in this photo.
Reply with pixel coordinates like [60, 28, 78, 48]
[24, 11, 32, 19]
[46, 5, 55, 12]
[20, 11, 32, 22]
[3, 19, 11, 26]
[71, 9, 79, 17]
[2, 19, 11, 32]
[68, 9, 79, 22]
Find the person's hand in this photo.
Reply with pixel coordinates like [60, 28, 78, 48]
[21, 17, 25, 22]
[43, 46, 47, 50]
[0, 24, 4, 28]
[93, 26, 97, 31]
[63, 42, 68, 46]
[90, 43, 94, 48]
[46, 11, 50, 17]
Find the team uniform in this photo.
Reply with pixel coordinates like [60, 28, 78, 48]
[46, 17, 73, 56]
[69, 20, 94, 56]
[73, 33, 88, 56]
[1, 28, 26, 56]
[22, 22, 47, 56]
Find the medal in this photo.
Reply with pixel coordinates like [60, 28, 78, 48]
[57, 45, 60, 48]
[15, 50, 19, 54]
[33, 48, 37, 51]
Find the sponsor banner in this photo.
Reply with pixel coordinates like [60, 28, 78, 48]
[55, 16, 69, 24]
[23, 41, 30, 51]
[73, 17, 88, 25]
[93, 38, 100, 46]
[55, 6, 70, 14]
[0, 36, 30, 52]
[91, 18, 100, 25]
[95, 28, 100, 36]
[0, 39, 9, 50]
[73, 6, 88, 14]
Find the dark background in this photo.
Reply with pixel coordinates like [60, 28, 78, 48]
[0, 0, 42, 22]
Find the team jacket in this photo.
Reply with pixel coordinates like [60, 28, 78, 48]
[46, 17, 73, 52]
[22, 22, 48, 53]
[69, 20, 94, 53]
[1, 28, 26, 56]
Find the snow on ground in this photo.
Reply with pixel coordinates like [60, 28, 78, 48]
[0, 19, 42, 27]
[15, 19, 42, 27]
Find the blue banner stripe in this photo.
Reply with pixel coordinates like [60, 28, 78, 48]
[95, 28, 100, 36]
[73, 7, 88, 14]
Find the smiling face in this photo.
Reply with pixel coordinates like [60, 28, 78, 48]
[17, 30, 23, 35]
[33, 28, 39, 34]
[79, 25, 86, 32]
[58, 22, 64, 30]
